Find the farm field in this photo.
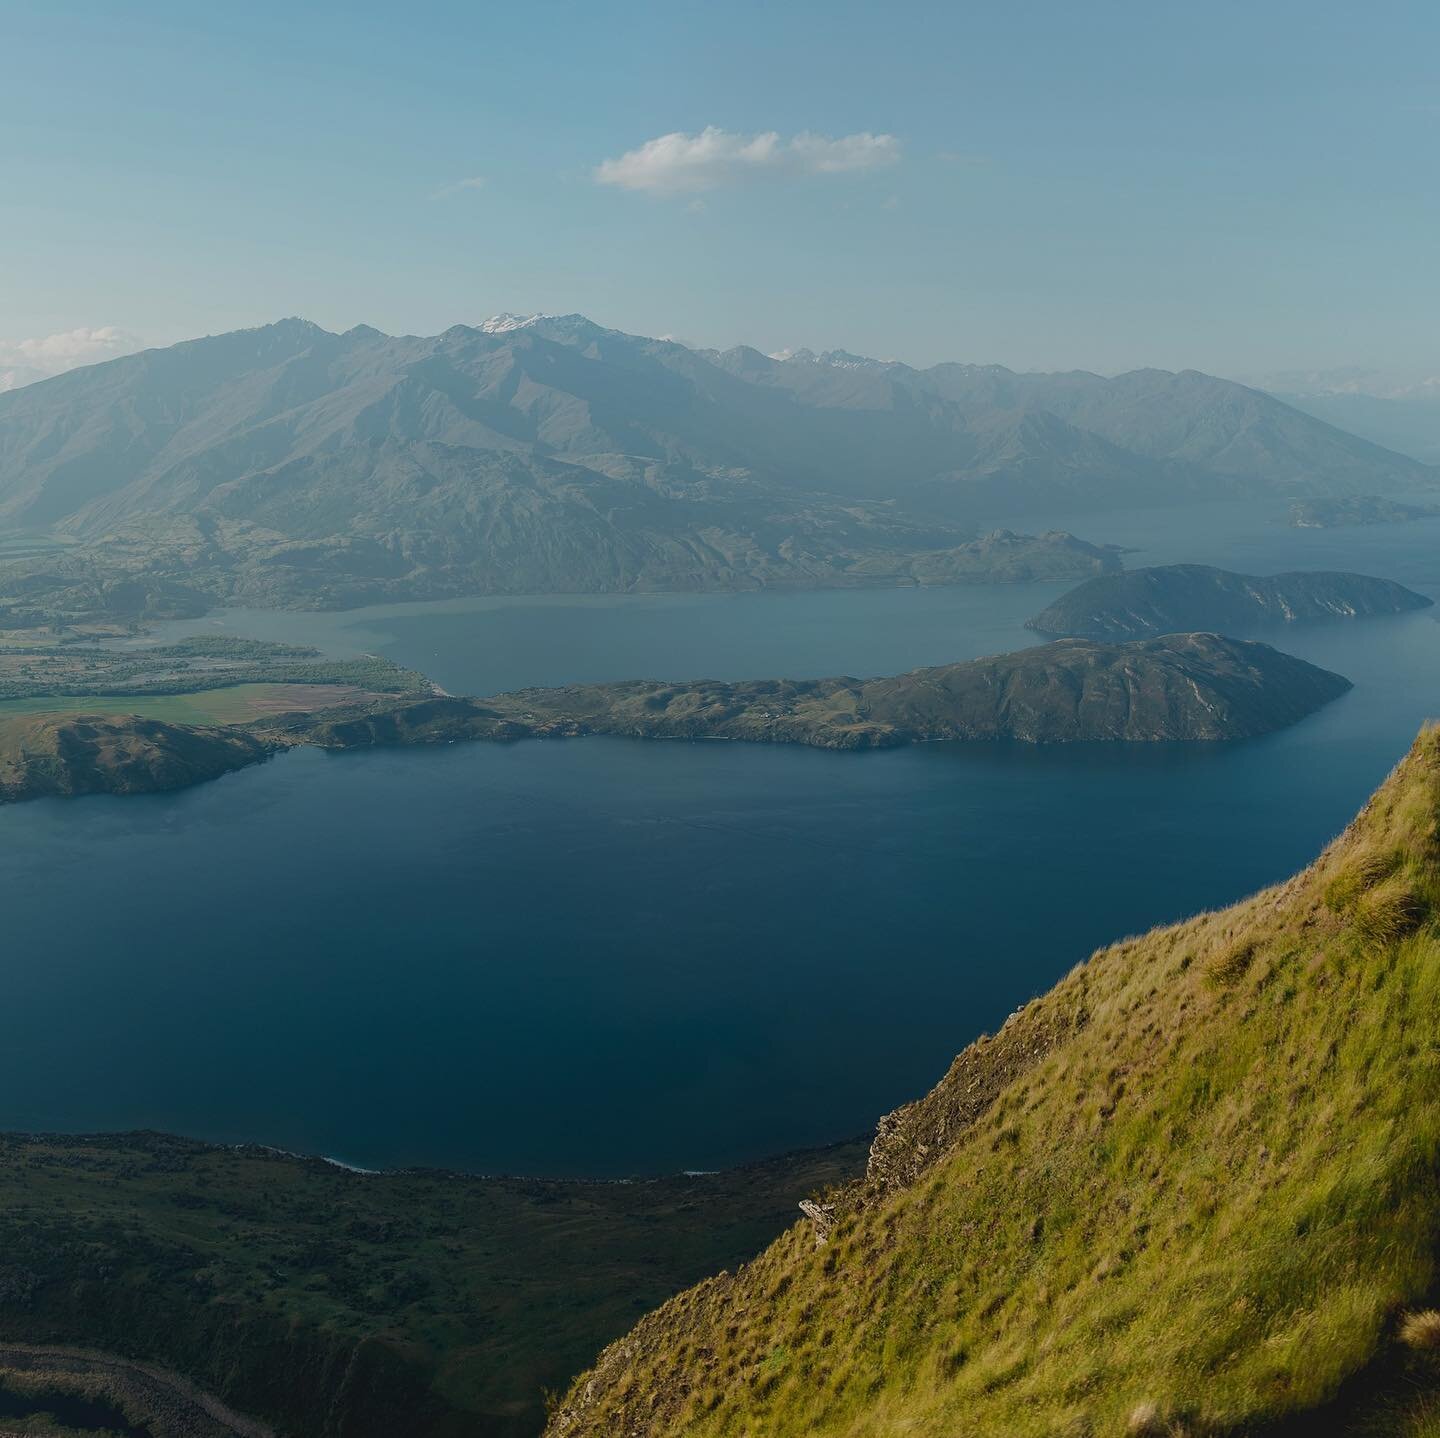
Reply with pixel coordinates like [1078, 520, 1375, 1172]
[0, 683, 378, 725]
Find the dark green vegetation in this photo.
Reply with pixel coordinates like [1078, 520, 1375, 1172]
[0, 1132, 864, 1438]
[0, 316, 1430, 613]
[0, 714, 274, 803]
[0, 636, 427, 702]
[0, 544, 209, 635]
[1289, 495, 1440, 528]
[547, 728, 1440, 1438]
[1028, 563, 1433, 640]
[286, 634, 1350, 750]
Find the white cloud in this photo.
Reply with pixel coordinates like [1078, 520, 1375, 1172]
[432, 175, 487, 199]
[595, 127, 901, 196]
[0, 326, 142, 390]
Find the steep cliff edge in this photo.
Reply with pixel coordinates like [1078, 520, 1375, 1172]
[547, 729, 1440, 1438]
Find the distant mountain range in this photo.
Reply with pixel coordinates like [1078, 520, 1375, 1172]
[0, 315, 1432, 608]
[1247, 367, 1440, 465]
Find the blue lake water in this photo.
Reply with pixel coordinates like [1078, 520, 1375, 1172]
[3, 501, 1438, 1176]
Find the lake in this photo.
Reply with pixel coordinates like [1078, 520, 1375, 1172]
[3, 501, 1438, 1176]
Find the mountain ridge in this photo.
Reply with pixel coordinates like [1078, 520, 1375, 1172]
[1, 315, 1429, 531]
[0, 315, 1430, 614]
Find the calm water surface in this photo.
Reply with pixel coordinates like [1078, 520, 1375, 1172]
[4, 501, 1438, 1175]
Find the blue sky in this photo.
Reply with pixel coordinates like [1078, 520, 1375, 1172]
[3, 0, 1437, 376]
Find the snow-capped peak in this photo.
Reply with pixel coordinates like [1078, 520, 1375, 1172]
[769, 346, 902, 371]
[479, 313, 550, 334]
[477, 313, 604, 341]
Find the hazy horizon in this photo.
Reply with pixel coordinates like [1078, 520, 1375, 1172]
[4, 312, 1440, 400]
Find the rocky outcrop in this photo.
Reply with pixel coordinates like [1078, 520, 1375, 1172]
[865, 989, 1092, 1196]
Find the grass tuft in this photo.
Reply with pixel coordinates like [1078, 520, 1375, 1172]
[1401, 1311, 1440, 1352]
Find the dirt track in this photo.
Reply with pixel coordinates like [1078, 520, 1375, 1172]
[0, 1344, 274, 1438]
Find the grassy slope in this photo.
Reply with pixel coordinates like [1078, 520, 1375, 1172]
[0, 1133, 864, 1438]
[549, 729, 1440, 1438]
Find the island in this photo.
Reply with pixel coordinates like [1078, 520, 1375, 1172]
[1026, 562, 1433, 640]
[286, 633, 1350, 751]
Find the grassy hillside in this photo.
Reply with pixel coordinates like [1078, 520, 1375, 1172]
[549, 728, 1440, 1438]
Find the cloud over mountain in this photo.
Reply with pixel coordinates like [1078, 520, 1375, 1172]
[595, 127, 900, 195]
[0, 325, 141, 391]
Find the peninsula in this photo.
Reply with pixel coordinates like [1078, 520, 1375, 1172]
[292, 633, 1349, 751]
[1289, 494, 1440, 528]
[0, 635, 1351, 805]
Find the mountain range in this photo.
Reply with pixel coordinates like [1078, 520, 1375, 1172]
[0, 314, 1432, 608]
[1250, 368, 1440, 464]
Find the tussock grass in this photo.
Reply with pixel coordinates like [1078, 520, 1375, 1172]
[1401, 1312, 1440, 1352]
[549, 729, 1440, 1438]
